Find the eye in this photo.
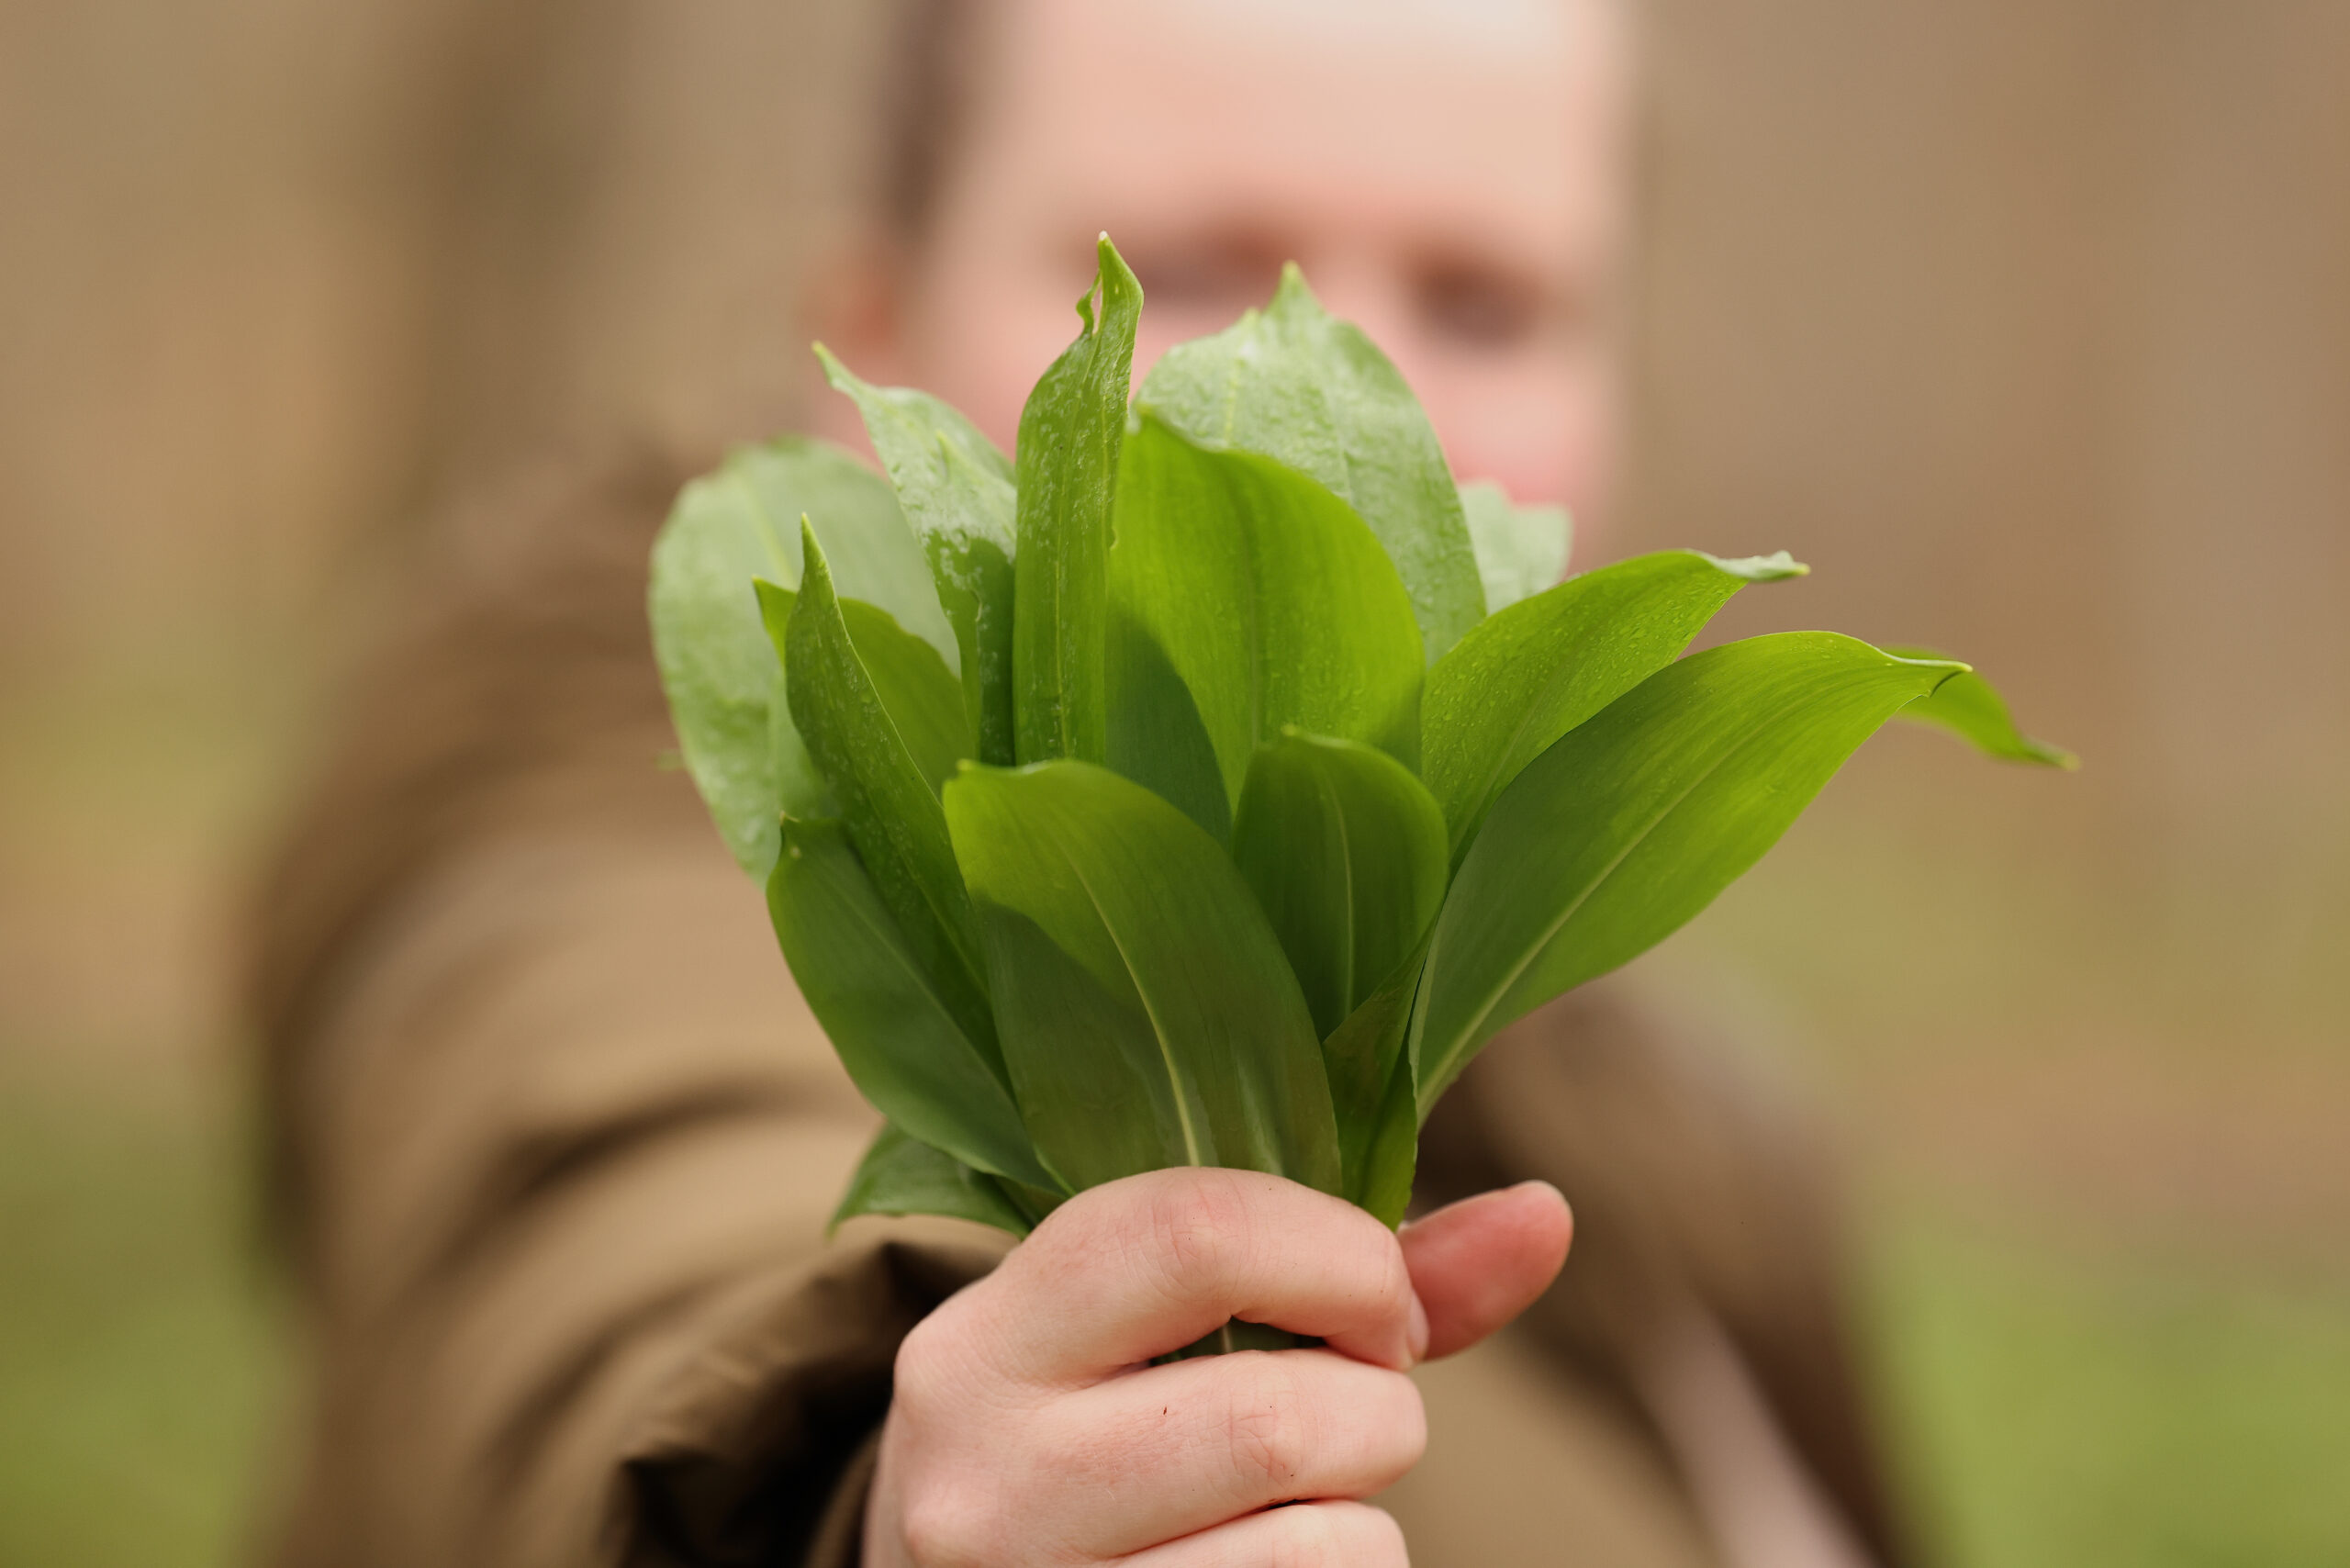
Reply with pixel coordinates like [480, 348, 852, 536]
[1415, 257, 1547, 352]
[1124, 232, 1287, 319]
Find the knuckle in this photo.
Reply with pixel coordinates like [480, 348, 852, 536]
[1224, 1355, 1314, 1489]
[1142, 1172, 1254, 1299]
[891, 1297, 991, 1427]
[891, 1312, 956, 1412]
[897, 1484, 993, 1568]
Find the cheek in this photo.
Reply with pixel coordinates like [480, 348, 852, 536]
[1419, 353, 1619, 529]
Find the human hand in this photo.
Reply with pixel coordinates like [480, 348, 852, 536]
[864, 1167, 1572, 1566]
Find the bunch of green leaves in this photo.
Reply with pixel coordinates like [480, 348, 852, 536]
[651, 237, 2071, 1240]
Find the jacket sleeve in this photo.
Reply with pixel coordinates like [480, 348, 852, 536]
[249, 453, 1014, 1568]
[266, 830, 1013, 1568]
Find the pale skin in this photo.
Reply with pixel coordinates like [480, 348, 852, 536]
[813, 0, 1631, 539]
[865, 1170, 1574, 1567]
[813, 3, 1629, 1561]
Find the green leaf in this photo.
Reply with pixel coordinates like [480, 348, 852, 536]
[770, 818, 1053, 1190]
[1226, 730, 1444, 1216]
[649, 437, 931, 876]
[1140, 263, 1485, 660]
[1459, 479, 1572, 613]
[1422, 549, 1807, 859]
[760, 580, 968, 795]
[1356, 1054, 1420, 1228]
[1013, 236, 1142, 765]
[784, 524, 989, 1033]
[1881, 645, 2078, 768]
[830, 1123, 1035, 1238]
[945, 760, 1342, 1196]
[817, 346, 1020, 766]
[1319, 932, 1433, 1224]
[1230, 731, 1449, 1039]
[1414, 633, 1965, 1108]
[1107, 413, 1426, 833]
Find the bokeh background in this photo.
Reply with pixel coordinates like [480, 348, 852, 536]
[2, 1, 2344, 1562]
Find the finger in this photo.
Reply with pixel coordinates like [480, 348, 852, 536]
[1033, 1348, 1423, 1556]
[1116, 1500, 1408, 1568]
[974, 1168, 1421, 1383]
[1399, 1181, 1572, 1360]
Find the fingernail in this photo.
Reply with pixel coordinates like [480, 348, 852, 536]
[1406, 1291, 1430, 1365]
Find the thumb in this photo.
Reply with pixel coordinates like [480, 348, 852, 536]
[1399, 1181, 1573, 1361]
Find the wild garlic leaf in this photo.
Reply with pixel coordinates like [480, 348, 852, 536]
[817, 346, 1020, 765]
[1226, 730, 1444, 1216]
[1414, 634, 1965, 1110]
[784, 523, 989, 1038]
[761, 581, 968, 796]
[830, 1122, 1035, 1238]
[1108, 413, 1425, 834]
[1882, 645, 2078, 768]
[649, 437, 930, 876]
[1140, 263, 1485, 660]
[1318, 927, 1435, 1224]
[1013, 237, 1143, 766]
[1423, 550, 1807, 861]
[1230, 731, 1449, 1040]
[945, 760, 1342, 1196]
[1459, 479, 1572, 613]
[1354, 1052, 1420, 1228]
[770, 818, 1052, 1189]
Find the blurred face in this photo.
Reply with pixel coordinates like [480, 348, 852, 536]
[815, 0, 1630, 541]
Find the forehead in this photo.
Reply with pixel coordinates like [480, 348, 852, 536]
[957, 0, 1627, 257]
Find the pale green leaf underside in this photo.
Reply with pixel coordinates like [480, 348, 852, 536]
[649, 437, 931, 876]
[818, 345, 1021, 766]
[1459, 479, 1572, 613]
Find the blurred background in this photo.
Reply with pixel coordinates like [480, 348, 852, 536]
[1, 1, 2344, 1563]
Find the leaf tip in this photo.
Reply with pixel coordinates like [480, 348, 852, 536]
[796, 513, 833, 582]
[1093, 232, 1142, 308]
[1703, 549, 1809, 582]
[1271, 261, 1315, 313]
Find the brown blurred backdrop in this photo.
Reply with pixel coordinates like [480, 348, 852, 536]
[2, 2, 2344, 1564]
